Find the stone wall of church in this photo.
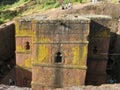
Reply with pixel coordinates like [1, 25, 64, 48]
[31, 15, 90, 90]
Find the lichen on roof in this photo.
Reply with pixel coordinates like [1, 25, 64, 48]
[84, 15, 112, 20]
[16, 14, 90, 24]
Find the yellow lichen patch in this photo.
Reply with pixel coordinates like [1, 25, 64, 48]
[112, 0, 118, 3]
[36, 68, 39, 74]
[40, 35, 50, 42]
[25, 58, 32, 68]
[35, 36, 50, 63]
[19, 64, 23, 67]
[16, 45, 25, 52]
[95, 31, 109, 38]
[72, 46, 80, 65]
[15, 20, 19, 31]
[81, 45, 87, 65]
[15, 19, 36, 36]
[76, 79, 80, 85]
[16, 45, 31, 53]
[33, 35, 50, 43]
[16, 29, 34, 36]
[37, 45, 49, 63]
[72, 45, 88, 66]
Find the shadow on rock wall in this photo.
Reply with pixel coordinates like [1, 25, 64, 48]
[0, 22, 16, 85]
[107, 32, 120, 83]
[16, 66, 32, 87]
[86, 19, 111, 85]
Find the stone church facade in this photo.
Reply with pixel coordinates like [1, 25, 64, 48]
[15, 14, 112, 90]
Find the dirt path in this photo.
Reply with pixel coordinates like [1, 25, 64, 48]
[31, 2, 120, 20]
[34, 2, 95, 17]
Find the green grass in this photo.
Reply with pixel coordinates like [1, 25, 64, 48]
[0, 0, 119, 24]
[0, 18, 5, 24]
[0, 0, 29, 24]
[0, 0, 96, 24]
[0, 0, 29, 11]
[10, 0, 29, 9]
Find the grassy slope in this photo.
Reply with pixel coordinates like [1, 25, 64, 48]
[0, 0, 93, 24]
[0, 0, 29, 24]
[0, 0, 118, 24]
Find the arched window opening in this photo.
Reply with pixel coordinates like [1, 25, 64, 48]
[55, 52, 62, 63]
[25, 41, 30, 50]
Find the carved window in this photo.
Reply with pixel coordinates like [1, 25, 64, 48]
[25, 41, 30, 50]
[54, 52, 62, 63]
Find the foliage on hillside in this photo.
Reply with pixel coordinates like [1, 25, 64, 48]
[0, 0, 29, 24]
[0, 0, 92, 24]
[0, 0, 118, 24]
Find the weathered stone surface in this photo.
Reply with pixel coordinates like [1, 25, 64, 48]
[15, 14, 112, 89]
[86, 15, 112, 85]
[30, 15, 90, 90]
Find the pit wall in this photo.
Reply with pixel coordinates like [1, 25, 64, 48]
[85, 16, 112, 85]
[0, 22, 15, 61]
[0, 22, 15, 85]
[106, 18, 120, 82]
